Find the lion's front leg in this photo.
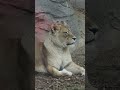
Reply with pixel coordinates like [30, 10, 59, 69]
[47, 65, 72, 76]
[65, 62, 85, 76]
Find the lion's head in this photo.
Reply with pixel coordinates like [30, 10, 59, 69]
[49, 21, 76, 48]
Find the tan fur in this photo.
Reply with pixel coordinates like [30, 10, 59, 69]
[35, 21, 85, 76]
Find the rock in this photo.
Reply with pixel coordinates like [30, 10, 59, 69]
[35, 0, 85, 50]
[70, 0, 85, 9]
[35, 0, 74, 18]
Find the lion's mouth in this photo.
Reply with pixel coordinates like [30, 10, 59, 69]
[67, 42, 75, 45]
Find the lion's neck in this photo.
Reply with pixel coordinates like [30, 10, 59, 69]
[44, 37, 69, 54]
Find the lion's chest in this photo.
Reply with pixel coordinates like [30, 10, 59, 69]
[48, 50, 72, 70]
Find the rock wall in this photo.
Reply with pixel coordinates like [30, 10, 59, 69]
[35, 0, 85, 53]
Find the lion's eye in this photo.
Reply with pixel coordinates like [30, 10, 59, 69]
[63, 32, 68, 34]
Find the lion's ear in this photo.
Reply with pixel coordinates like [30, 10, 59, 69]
[61, 21, 67, 26]
[50, 24, 57, 33]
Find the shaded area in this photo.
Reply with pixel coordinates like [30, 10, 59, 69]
[86, 0, 120, 89]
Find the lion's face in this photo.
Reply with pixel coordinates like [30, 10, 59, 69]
[50, 21, 76, 47]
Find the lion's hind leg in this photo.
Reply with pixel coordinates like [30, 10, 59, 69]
[35, 64, 47, 73]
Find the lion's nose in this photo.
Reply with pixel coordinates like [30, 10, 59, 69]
[72, 37, 76, 40]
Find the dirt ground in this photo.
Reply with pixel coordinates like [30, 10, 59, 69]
[35, 73, 85, 90]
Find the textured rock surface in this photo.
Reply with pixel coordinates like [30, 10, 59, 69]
[35, 0, 74, 18]
[70, 0, 85, 9]
[35, 0, 85, 50]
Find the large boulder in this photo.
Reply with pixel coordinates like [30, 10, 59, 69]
[70, 0, 85, 9]
[35, 0, 85, 52]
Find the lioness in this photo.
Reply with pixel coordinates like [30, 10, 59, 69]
[35, 21, 85, 76]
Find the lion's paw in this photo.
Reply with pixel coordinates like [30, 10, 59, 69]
[80, 67, 85, 76]
[60, 69, 72, 76]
